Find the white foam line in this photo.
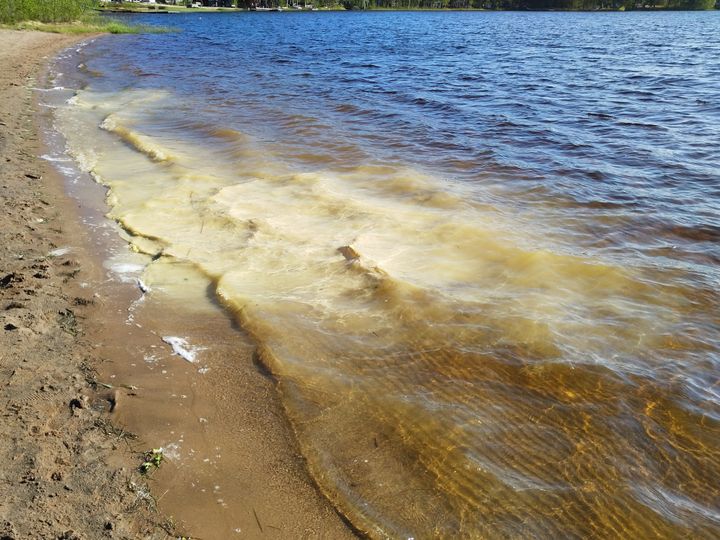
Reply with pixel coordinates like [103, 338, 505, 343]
[48, 247, 71, 257]
[162, 336, 203, 363]
[41, 154, 72, 163]
[110, 262, 145, 275]
[126, 279, 150, 324]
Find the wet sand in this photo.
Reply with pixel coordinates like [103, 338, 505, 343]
[1, 29, 355, 539]
[0, 29, 167, 539]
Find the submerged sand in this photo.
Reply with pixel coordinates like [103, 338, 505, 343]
[0, 30, 355, 539]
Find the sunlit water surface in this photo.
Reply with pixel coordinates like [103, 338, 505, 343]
[54, 11, 719, 538]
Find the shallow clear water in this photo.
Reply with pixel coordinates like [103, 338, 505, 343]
[55, 11, 719, 538]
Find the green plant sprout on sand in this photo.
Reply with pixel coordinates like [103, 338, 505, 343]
[139, 447, 164, 475]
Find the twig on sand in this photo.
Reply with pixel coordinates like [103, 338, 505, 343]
[253, 507, 264, 533]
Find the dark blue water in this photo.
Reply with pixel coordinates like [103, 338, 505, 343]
[64, 11, 720, 538]
[99, 11, 720, 259]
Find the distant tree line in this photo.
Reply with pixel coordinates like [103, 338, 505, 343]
[339, 0, 716, 8]
[180, 0, 717, 9]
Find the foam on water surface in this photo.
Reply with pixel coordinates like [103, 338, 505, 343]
[162, 336, 204, 363]
[51, 16, 720, 538]
[48, 247, 72, 257]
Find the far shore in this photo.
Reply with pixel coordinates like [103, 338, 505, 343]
[96, 3, 719, 12]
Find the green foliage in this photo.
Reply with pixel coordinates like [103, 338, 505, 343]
[7, 17, 171, 33]
[0, 0, 95, 24]
[667, 0, 716, 8]
[339, 0, 718, 7]
[1, 0, 714, 26]
[359, 0, 718, 8]
[0, 0, 173, 33]
[342, 0, 370, 8]
[139, 448, 164, 475]
[352, 0, 716, 7]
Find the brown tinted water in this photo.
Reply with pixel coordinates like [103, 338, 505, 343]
[48, 11, 719, 538]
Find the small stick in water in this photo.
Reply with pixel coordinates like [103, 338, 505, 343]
[252, 507, 264, 533]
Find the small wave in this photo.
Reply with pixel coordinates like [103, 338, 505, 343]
[287, 152, 335, 165]
[618, 120, 668, 132]
[664, 223, 720, 243]
[100, 114, 171, 162]
[587, 111, 614, 120]
[30, 86, 67, 92]
[205, 126, 250, 142]
[575, 199, 633, 210]
[333, 103, 364, 114]
[632, 485, 720, 527]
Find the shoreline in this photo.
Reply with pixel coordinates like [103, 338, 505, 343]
[4, 10, 717, 538]
[9, 29, 357, 540]
[0, 30, 168, 539]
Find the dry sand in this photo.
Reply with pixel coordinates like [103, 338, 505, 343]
[0, 29, 357, 540]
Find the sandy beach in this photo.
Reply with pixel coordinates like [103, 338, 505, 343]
[1, 29, 355, 539]
[0, 30, 169, 539]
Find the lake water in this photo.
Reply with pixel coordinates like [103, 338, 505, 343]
[54, 11, 719, 538]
